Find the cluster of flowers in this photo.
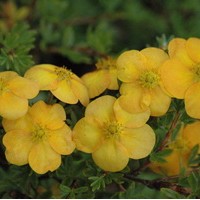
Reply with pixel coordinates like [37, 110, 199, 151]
[0, 37, 200, 175]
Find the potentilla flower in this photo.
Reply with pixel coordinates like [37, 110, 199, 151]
[0, 71, 39, 119]
[24, 64, 89, 106]
[81, 57, 119, 98]
[117, 47, 171, 116]
[160, 38, 200, 118]
[2, 100, 75, 174]
[149, 121, 200, 176]
[73, 95, 155, 172]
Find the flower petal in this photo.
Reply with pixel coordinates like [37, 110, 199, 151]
[25, 64, 58, 90]
[149, 86, 171, 116]
[71, 78, 89, 106]
[182, 121, 200, 153]
[2, 113, 33, 132]
[141, 47, 169, 69]
[29, 140, 61, 174]
[48, 125, 75, 155]
[85, 95, 116, 125]
[0, 71, 18, 82]
[160, 59, 194, 99]
[119, 83, 151, 113]
[29, 101, 66, 130]
[92, 139, 129, 172]
[0, 92, 28, 119]
[108, 68, 119, 90]
[73, 117, 103, 153]
[114, 99, 150, 128]
[117, 50, 146, 82]
[186, 37, 200, 63]
[168, 38, 193, 66]
[8, 76, 39, 99]
[3, 130, 33, 165]
[51, 80, 78, 104]
[81, 70, 110, 98]
[120, 124, 155, 159]
[149, 149, 189, 176]
[185, 83, 200, 119]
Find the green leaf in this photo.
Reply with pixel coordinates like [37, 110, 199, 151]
[161, 188, 185, 199]
[187, 172, 200, 194]
[89, 175, 106, 192]
[188, 144, 200, 165]
[87, 21, 114, 53]
[150, 149, 173, 163]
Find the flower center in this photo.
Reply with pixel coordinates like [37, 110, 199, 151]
[104, 121, 123, 139]
[96, 57, 116, 70]
[0, 78, 8, 95]
[32, 124, 46, 142]
[138, 70, 160, 89]
[54, 67, 73, 81]
[192, 64, 200, 82]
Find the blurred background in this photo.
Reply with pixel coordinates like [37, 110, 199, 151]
[1, 0, 200, 75]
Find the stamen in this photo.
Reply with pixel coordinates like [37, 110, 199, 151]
[138, 70, 160, 89]
[192, 64, 200, 82]
[32, 124, 46, 142]
[54, 67, 73, 81]
[103, 121, 123, 139]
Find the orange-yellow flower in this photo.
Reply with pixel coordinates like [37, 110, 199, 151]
[149, 121, 200, 176]
[24, 64, 89, 106]
[2, 100, 75, 174]
[73, 95, 155, 172]
[117, 47, 171, 116]
[81, 57, 119, 98]
[0, 71, 39, 119]
[160, 37, 200, 118]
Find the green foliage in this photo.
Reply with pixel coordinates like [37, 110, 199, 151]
[0, 23, 36, 75]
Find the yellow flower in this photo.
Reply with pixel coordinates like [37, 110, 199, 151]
[149, 121, 200, 176]
[0, 71, 39, 119]
[117, 47, 171, 116]
[2, 100, 75, 174]
[73, 95, 155, 172]
[182, 121, 200, 154]
[81, 57, 119, 98]
[24, 64, 89, 106]
[160, 37, 200, 118]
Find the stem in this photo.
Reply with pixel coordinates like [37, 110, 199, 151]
[157, 110, 181, 152]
